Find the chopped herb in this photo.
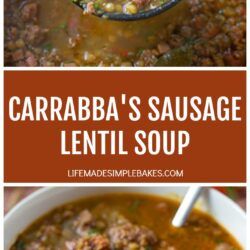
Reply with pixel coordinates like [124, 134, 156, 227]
[51, 23, 67, 32]
[94, 3, 100, 9]
[129, 199, 142, 212]
[16, 240, 25, 250]
[58, 23, 67, 29]
[226, 187, 238, 200]
[88, 227, 101, 235]
[42, 43, 53, 51]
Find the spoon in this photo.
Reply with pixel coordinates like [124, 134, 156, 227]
[72, 0, 182, 21]
[172, 186, 203, 227]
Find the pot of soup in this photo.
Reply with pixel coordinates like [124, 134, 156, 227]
[4, 186, 246, 249]
[4, 0, 246, 66]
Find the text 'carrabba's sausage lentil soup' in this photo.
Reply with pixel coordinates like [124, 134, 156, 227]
[10, 193, 242, 250]
[5, 0, 246, 67]
[5, 0, 246, 66]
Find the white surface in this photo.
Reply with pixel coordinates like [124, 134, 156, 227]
[4, 186, 246, 249]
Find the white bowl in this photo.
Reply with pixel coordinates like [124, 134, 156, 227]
[4, 186, 246, 249]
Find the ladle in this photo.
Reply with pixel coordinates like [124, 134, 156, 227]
[172, 186, 203, 227]
[72, 0, 182, 21]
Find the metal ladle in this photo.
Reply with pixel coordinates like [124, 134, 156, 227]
[72, 0, 182, 21]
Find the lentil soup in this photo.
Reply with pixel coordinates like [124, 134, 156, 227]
[4, 0, 246, 66]
[10, 193, 242, 250]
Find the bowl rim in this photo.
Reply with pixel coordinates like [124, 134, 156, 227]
[5, 186, 246, 221]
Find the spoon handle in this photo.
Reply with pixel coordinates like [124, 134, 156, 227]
[172, 186, 203, 228]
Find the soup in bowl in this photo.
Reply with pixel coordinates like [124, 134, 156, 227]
[4, 187, 246, 249]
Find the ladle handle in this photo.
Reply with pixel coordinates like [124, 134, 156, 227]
[172, 186, 203, 228]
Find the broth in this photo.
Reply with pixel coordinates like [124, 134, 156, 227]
[10, 193, 242, 250]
